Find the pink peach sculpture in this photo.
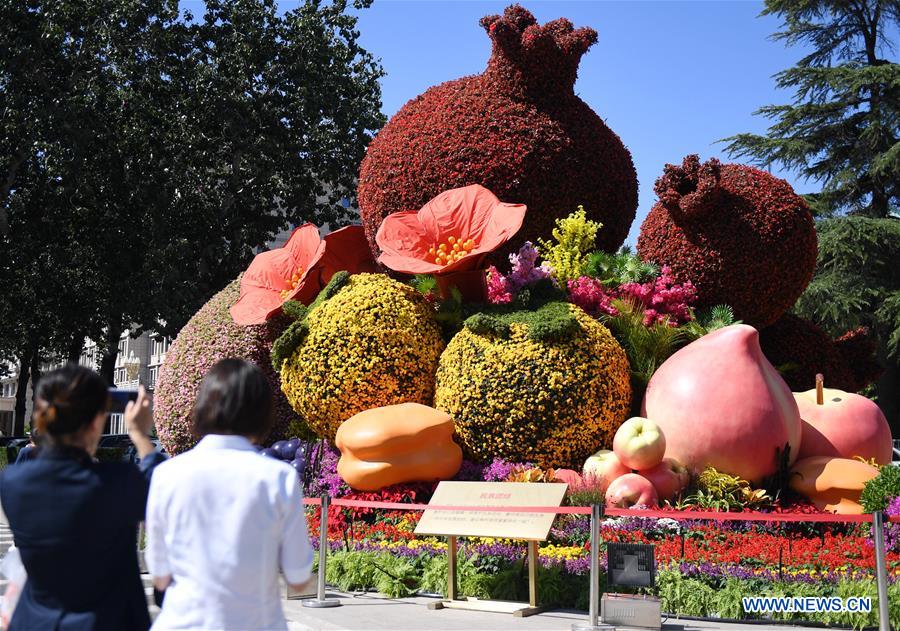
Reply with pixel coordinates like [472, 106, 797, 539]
[795, 375, 892, 464]
[605, 473, 659, 508]
[642, 324, 802, 483]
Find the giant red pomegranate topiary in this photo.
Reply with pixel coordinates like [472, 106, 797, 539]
[358, 4, 638, 262]
[636, 155, 817, 328]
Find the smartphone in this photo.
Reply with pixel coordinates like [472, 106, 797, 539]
[108, 388, 139, 414]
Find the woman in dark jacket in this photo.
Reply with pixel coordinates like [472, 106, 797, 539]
[0, 364, 164, 630]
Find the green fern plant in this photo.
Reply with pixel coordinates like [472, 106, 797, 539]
[583, 246, 659, 286]
[601, 298, 690, 395]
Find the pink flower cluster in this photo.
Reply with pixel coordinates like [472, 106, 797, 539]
[486, 242, 551, 304]
[154, 278, 296, 454]
[568, 266, 696, 326]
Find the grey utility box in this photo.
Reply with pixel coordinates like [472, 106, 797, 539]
[601, 593, 661, 630]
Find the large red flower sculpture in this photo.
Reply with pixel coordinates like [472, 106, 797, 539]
[376, 185, 526, 301]
[231, 224, 376, 325]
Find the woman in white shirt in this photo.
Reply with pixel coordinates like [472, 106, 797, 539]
[146, 359, 314, 630]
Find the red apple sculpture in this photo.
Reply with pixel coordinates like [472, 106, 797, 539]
[582, 449, 631, 489]
[795, 374, 892, 465]
[639, 458, 690, 502]
[605, 473, 659, 508]
[642, 324, 802, 483]
[613, 417, 666, 470]
[553, 468, 583, 488]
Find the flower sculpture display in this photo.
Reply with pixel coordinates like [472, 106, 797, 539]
[276, 273, 445, 440]
[434, 302, 631, 468]
[154, 278, 299, 454]
[376, 184, 526, 301]
[358, 4, 638, 263]
[636, 155, 817, 328]
[231, 224, 376, 325]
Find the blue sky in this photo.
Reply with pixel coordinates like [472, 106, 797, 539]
[348, 1, 816, 245]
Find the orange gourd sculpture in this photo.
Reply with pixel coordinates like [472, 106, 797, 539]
[335, 403, 463, 491]
[789, 456, 879, 514]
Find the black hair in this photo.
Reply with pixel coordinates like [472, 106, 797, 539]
[192, 358, 274, 440]
[34, 364, 109, 437]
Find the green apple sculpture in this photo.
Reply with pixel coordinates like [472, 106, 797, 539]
[612, 417, 666, 470]
[795, 375, 892, 464]
[642, 324, 802, 483]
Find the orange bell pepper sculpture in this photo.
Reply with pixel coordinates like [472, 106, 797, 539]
[789, 456, 879, 514]
[335, 403, 463, 491]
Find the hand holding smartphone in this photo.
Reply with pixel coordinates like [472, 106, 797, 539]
[108, 388, 139, 414]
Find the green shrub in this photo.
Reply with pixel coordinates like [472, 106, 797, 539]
[420, 554, 488, 598]
[713, 578, 757, 620]
[656, 569, 716, 617]
[372, 554, 420, 598]
[861, 465, 900, 513]
[680, 467, 772, 511]
[324, 550, 379, 592]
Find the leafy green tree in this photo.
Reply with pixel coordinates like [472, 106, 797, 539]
[0, 0, 385, 407]
[724, 0, 900, 218]
[794, 216, 900, 428]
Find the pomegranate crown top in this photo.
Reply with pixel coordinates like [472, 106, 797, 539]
[654, 155, 724, 222]
[479, 4, 598, 99]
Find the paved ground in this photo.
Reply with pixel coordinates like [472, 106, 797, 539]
[281, 591, 822, 631]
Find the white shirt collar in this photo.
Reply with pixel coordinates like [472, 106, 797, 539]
[194, 434, 257, 452]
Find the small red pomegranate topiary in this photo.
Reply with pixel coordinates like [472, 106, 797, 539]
[358, 4, 638, 262]
[759, 314, 883, 393]
[636, 155, 817, 328]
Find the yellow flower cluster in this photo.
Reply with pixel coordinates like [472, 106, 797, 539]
[434, 304, 631, 468]
[539, 544, 586, 562]
[280, 273, 446, 440]
[538, 206, 602, 284]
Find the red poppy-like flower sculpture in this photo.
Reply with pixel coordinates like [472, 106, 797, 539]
[375, 185, 526, 302]
[231, 224, 376, 325]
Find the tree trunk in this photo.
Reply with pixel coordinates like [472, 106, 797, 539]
[66, 332, 85, 364]
[29, 346, 41, 422]
[13, 354, 29, 436]
[99, 320, 124, 385]
[869, 186, 890, 219]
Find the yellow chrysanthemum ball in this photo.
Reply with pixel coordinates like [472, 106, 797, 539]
[434, 302, 631, 468]
[279, 273, 445, 440]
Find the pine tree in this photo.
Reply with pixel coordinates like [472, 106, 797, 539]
[724, 0, 900, 218]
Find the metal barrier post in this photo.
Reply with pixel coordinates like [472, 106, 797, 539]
[873, 511, 890, 631]
[573, 503, 612, 630]
[303, 494, 341, 608]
